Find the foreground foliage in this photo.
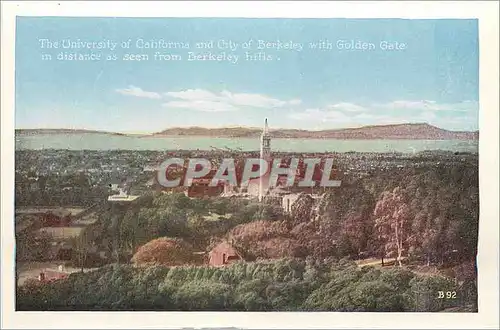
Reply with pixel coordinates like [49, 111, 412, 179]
[17, 258, 477, 312]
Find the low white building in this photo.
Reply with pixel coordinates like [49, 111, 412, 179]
[108, 187, 139, 202]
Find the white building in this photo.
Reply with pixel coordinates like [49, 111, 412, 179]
[108, 187, 139, 202]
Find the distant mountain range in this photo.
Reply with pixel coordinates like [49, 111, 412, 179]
[16, 123, 478, 140]
[153, 123, 478, 140]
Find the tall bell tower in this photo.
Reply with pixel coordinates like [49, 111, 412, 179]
[260, 118, 271, 161]
[259, 118, 271, 201]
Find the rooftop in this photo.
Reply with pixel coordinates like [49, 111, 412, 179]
[15, 207, 85, 217]
[36, 227, 84, 240]
[71, 212, 99, 226]
[108, 194, 140, 202]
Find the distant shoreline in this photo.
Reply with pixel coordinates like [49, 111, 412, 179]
[15, 123, 479, 141]
[15, 129, 127, 137]
[15, 132, 478, 141]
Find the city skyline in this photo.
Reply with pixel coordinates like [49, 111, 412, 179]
[15, 17, 479, 133]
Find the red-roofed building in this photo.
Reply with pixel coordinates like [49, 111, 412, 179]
[209, 241, 244, 267]
[37, 269, 69, 283]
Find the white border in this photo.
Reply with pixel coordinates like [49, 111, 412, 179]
[1, 1, 499, 329]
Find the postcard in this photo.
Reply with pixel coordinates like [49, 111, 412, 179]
[1, 1, 498, 329]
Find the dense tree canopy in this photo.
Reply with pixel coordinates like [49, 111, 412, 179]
[85, 162, 478, 271]
[17, 258, 476, 311]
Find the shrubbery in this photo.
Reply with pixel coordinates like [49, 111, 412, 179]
[131, 237, 200, 266]
[17, 258, 476, 312]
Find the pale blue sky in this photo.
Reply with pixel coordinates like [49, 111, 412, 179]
[15, 17, 479, 133]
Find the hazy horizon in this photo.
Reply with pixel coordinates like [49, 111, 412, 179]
[15, 121, 480, 135]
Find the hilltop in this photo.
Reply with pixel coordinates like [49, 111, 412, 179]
[152, 126, 259, 138]
[153, 123, 478, 140]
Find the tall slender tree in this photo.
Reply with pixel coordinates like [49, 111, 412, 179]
[374, 187, 410, 267]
